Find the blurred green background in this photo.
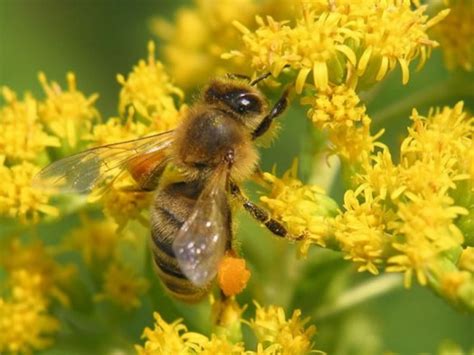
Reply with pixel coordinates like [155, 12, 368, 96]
[1, 1, 473, 354]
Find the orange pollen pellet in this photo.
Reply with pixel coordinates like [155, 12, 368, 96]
[217, 255, 251, 297]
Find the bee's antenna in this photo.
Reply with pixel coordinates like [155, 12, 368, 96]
[250, 64, 290, 86]
[250, 72, 272, 86]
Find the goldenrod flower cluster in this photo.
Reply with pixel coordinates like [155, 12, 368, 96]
[302, 84, 384, 163]
[229, 0, 449, 91]
[0, 43, 179, 352]
[0, 240, 74, 353]
[259, 97, 473, 310]
[135, 302, 317, 354]
[430, 0, 474, 72]
[152, 0, 298, 89]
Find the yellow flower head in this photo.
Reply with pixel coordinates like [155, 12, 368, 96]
[97, 178, 153, 230]
[230, 0, 448, 91]
[387, 192, 467, 287]
[349, 0, 449, 86]
[231, 7, 358, 92]
[0, 87, 60, 163]
[430, 0, 474, 71]
[68, 216, 119, 266]
[438, 270, 474, 308]
[459, 247, 474, 273]
[84, 114, 150, 148]
[200, 335, 246, 355]
[0, 159, 59, 224]
[117, 41, 183, 131]
[135, 313, 208, 354]
[1, 239, 75, 306]
[302, 84, 384, 162]
[338, 102, 472, 293]
[249, 303, 317, 355]
[38, 72, 99, 149]
[334, 186, 392, 275]
[259, 161, 338, 254]
[135, 304, 319, 354]
[152, 0, 259, 89]
[95, 262, 149, 310]
[0, 270, 60, 354]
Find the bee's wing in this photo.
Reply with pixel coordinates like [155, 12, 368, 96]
[172, 167, 230, 287]
[33, 130, 174, 194]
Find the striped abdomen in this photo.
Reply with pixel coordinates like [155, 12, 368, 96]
[150, 180, 213, 302]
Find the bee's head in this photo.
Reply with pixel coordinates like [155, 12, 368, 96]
[203, 78, 269, 130]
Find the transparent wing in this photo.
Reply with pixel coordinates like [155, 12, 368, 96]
[33, 130, 174, 194]
[172, 168, 230, 287]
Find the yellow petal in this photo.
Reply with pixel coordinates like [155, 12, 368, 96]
[335, 45, 356, 66]
[357, 47, 372, 76]
[376, 56, 389, 81]
[313, 62, 328, 90]
[426, 8, 451, 28]
[398, 58, 410, 84]
[295, 67, 311, 94]
[232, 20, 250, 34]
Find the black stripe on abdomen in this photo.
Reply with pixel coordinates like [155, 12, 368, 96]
[152, 252, 187, 280]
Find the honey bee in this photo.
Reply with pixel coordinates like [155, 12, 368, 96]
[34, 73, 292, 302]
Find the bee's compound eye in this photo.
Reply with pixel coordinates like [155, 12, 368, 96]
[235, 94, 260, 114]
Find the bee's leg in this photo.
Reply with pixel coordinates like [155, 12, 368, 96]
[230, 183, 302, 240]
[252, 87, 290, 139]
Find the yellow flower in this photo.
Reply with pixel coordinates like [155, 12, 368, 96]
[346, 0, 449, 86]
[151, 0, 259, 89]
[98, 177, 153, 230]
[0, 270, 60, 354]
[438, 270, 473, 307]
[0, 87, 60, 163]
[387, 192, 466, 287]
[95, 262, 149, 310]
[344, 102, 471, 300]
[67, 216, 120, 265]
[1, 239, 75, 306]
[0, 159, 59, 224]
[333, 186, 392, 275]
[84, 114, 150, 147]
[259, 161, 338, 255]
[430, 0, 474, 71]
[249, 303, 317, 355]
[231, 8, 358, 92]
[135, 304, 319, 354]
[38, 72, 100, 149]
[459, 247, 474, 273]
[301, 84, 384, 163]
[200, 335, 246, 355]
[230, 1, 448, 91]
[117, 41, 183, 131]
[135, 313, 208, 354]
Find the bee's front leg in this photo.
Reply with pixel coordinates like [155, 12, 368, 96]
[252, 87, 290, 139]
[229, 182, 302, 240]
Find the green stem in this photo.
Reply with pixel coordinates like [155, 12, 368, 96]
[372, 78, 474, 126]
[312, 274, 403, 320]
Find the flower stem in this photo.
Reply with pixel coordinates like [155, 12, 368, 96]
[312, 274, 403, 320]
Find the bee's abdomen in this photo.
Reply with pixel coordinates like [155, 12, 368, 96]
[150, 181, 209, 303]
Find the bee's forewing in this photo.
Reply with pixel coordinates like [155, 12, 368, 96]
[32, 130, 174, 194]
[172, 168, 229, 287]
